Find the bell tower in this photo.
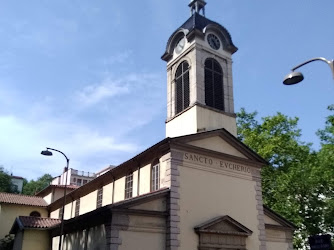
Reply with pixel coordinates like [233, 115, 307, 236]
[162, 0, 238, 138]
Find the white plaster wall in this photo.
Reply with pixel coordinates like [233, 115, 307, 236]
[166, 105, 198, 137]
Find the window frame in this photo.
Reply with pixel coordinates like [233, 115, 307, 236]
[151, 163, 160, 192]
[204, 58, 224, 111]
[175, 61, 190, 114]
[97, 187, 103, 208]
[75, 199, 80, 217]
[124, 172, 133, 199]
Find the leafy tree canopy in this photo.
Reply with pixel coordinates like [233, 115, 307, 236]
[237, 107, 334, 248]
[22, 174, 53, 195]
[0, 166, 12, 193]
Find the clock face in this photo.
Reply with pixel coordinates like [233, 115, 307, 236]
[207, 34, 220, 50]
[175, 37, 185, 54]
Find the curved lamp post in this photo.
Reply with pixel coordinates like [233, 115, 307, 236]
[283, 57, 334, 85]
[41, 147, 69, 250]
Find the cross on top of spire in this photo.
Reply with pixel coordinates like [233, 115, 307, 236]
[189, 0, 207, 17]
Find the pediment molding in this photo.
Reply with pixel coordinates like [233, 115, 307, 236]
[195, 216, 252, 250]
[195, 215, 252, 236]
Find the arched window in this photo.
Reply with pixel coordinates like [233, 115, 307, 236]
[205, 58, 224, 111]
[175, 61, 190, 114]
[30, 211, 41, 217]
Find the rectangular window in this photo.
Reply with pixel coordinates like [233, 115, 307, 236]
[77, 179, 82, 186]
[151, 164, 160, 191]
[75, 199, 80, 216]
[83, 179, 88, 185]
[124, 172, 133, 199]
[58, 207, 63, 219]
[97, 188, 103, 208]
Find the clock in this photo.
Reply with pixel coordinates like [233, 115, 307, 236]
[207, 34, 220, 50]
[175, 37, 185, 54]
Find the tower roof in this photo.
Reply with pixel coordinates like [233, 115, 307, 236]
[162, 12, 238, 61]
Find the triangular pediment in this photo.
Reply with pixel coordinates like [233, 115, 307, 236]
[187, 135, 248, 158]
[264, 206, 296, 230]
[195, 215, 252, 236]
[171, 129, 267, 164]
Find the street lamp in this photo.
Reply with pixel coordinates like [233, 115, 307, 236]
[283, 57, 334, 85]
[41, 147, 69, 250]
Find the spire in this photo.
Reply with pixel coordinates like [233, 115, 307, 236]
[189, 0, 206, 16]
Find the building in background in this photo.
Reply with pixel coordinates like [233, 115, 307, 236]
[10, 175, 24, 193]
[51, 168, 96, 187]
[0, 192, 48, 240]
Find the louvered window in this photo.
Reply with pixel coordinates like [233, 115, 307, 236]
[58, 207, 63, 219]
[125, 172, 133, 199]
[75, 199, 80, 217]
[97, 187, 103, 208]
[175, 61, 190, 114]
[151, 163, 160, 192]
[205, 58, 224, 111]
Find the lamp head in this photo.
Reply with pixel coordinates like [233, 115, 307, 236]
[41, 150, 53, 156]
[283, 71, 304, 85]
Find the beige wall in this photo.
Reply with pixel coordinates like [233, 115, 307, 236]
[50, 208, 59, 219]
[43, 192, 52, 204]
[119, 231, 165, 250]
[64, 200, 74, 220]
[0, 204, 47, 239]
[114, 176, 125, 202]
[177, 151, 261, 250]
[166, 105, 237, 138]
[102, 182, 113, 206]
[188, 136, 247, 158]
[80, 190, 97, 215]
[265, 228, 293, 250]
[267, 241, 291, 250]
[22, 230, 49, 250]
[139, 164, 151, 195]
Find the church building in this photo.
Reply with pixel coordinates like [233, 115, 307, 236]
[9, 1, 295, 249]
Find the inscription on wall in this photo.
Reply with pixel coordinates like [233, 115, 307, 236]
[184, 153, 251, 174]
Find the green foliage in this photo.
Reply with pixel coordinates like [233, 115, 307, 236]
[0, 167, 13, 193]
[0, 234, 14, 250]
[22, 174, 53, 195]
[237, 107, 334, 249]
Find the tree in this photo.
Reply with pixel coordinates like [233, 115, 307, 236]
[237, 108, 334, 248]
[0, 166, 12, 193]
[22, 174, 53, 195]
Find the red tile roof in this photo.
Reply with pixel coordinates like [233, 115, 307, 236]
[19, 216, 61, 229]
[0, 192, 48, 207]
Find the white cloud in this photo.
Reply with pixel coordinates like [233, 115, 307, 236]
[76, 78, 130, 106]
[75, 72, 162, 107]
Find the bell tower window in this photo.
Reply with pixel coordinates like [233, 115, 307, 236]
[175, 61, 190, 114]
[205, 58, 224, 111]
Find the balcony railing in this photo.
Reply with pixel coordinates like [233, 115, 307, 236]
[71, 169, 96, 178]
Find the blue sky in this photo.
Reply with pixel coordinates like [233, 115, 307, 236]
[0, 1, 333, 181]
